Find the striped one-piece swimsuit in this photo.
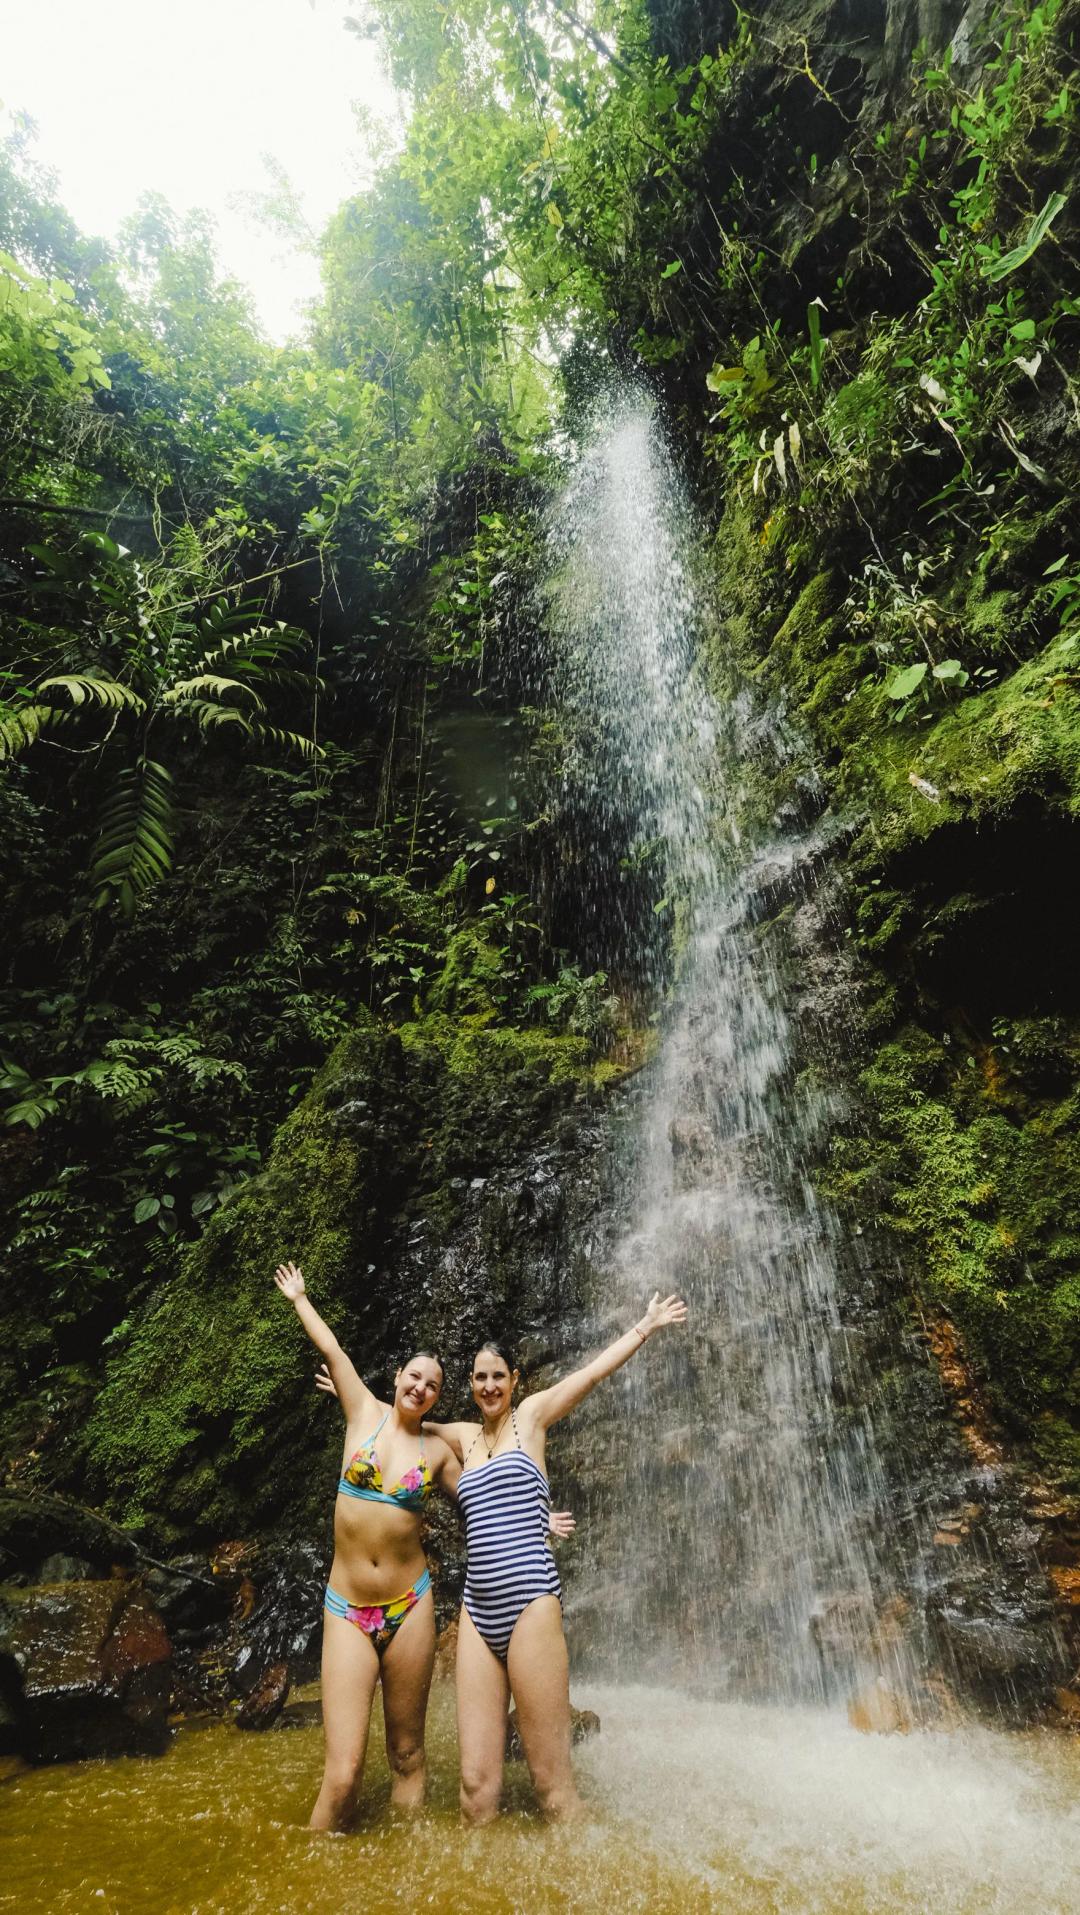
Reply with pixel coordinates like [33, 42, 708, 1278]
[457, 1416, 561, 1661]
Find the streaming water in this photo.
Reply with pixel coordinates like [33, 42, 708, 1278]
[542, 393, 917, 1703]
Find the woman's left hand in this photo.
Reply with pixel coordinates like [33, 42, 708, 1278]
[549, 1509, 577, 1541]
[639, 1291, 688, 1337]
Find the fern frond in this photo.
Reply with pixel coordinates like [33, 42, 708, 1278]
[91, 758, 174, 916]
[163, 674, 266, 710]
[196, 622, 308, 675]
[39, 674, 146, 713]
[176, 699, 256, 738]
[0, 703, 59, 760]
[251, 721, 324, 761]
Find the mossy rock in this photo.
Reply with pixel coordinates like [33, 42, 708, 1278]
[80, 1004, 608, 1538]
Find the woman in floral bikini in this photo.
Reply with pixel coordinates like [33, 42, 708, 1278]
[274, 1261, 459, 1829]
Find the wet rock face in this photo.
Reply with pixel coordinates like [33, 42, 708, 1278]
[234, 1660, 290, 1730]
[0, 1578, 172, 1762]
[506, 1704, 600, 1761]
[924, 1481, 1068, 1714]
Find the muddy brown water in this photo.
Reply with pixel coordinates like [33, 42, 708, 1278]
[3, 1680, 1080, 1914]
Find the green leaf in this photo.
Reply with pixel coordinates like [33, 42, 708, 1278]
[887, 663, 928, 699]
[133, 1197, 161, 1222]
[80, 530, 121, 558]
[983, 192, 1067, 281]
[91, 759, 175, 914]
[807, 299, 825, 390]
[660, 259, 683, 279]
[39, 674, 146, 713]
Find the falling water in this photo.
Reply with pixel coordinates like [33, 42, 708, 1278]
[542, 391, 912, 1706]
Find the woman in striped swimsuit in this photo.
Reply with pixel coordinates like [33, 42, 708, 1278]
[441, 1291, 687, 1824]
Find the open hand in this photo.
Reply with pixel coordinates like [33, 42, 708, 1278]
[640, 1291, 688, 1336]
[549, 1509, 576, 1542]
[315, 1361, 338, 1398]
[273, 1260, 305, 1302]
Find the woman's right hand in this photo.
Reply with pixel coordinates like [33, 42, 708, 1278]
[315, 1361, 338, 1397]
[273, 1260, 306, 1301]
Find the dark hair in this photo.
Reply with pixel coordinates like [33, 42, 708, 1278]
[472, 1338, 516, 1372]
[400, 1348, 446, 1382]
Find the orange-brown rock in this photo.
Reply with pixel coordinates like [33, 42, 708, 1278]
[847, 1680, 913, 1735]
[1053, 1686, 1080, 1724]
[1047, 1565, 1080, 1606]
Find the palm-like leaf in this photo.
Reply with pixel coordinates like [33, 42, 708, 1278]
[165, 699, 321, 759]
[195, 621, 308, 676]
[0, 703, 61, 761]
[91, 758, 174, 917]
[162, 673, 267, 710]
[38, 674, 147, 712]
[252, 721, 323, 761]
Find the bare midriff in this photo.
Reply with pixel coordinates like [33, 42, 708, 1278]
[329, 1493, 429, 1605]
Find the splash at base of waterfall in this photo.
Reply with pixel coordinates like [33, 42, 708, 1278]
[3, 1680, 1077, 1914]
[578, 1684, 1080, 1913]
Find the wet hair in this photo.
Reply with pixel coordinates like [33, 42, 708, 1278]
[399, 1348, 445, 1383]
[472, 1338, 517, 1372]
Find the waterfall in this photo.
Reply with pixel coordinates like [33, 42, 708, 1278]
[542, 391, 913, 1707]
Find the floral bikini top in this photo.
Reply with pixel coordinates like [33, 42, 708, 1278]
[338, 1409, 433, 1511]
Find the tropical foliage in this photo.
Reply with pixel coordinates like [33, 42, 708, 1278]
[4, 0, 1080, 1495]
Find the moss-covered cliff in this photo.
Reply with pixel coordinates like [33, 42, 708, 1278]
[619, 0, 1080, 1492]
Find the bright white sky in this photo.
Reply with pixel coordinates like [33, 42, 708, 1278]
[1, 0, 401, 340]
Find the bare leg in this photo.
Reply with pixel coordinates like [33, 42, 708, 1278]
[507, 1596, 583, 1822]
[380, 1587, 436, 1811]
[456, 1604, 511, 1826]
[309, 1609, 380, 1831]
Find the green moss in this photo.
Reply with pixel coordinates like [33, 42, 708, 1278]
[823, 1027, 1080, 1487]
[81, 997, 618, 1537]
[83, 1029, 381, 1539]
[427, 924, 510, 1017]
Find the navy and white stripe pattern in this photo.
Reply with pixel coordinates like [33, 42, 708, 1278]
[458, 1450, 562, 1660]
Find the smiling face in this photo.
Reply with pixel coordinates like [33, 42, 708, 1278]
[471, 1345, 519, 1421]
[394, 1353, 444, 1418]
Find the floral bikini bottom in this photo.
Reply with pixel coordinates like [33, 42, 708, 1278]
[323, 1567, 431, 1656]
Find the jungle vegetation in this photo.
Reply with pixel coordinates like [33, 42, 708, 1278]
[3, 0, 1080, 1515]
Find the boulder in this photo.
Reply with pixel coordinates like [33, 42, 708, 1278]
[144, 1555, 232, 1641]
[0, 1578, 172, 1762]
[235, 1660, 290, 1730]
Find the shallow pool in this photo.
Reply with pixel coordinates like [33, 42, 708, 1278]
[3, 1680, 1079, 1914]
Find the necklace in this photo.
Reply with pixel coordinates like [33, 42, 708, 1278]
[482, 1408, 511, 1459]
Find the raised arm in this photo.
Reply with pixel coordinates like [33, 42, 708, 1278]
[524, 1291, 687, 1432]
[273, 1262, 376, 1425]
